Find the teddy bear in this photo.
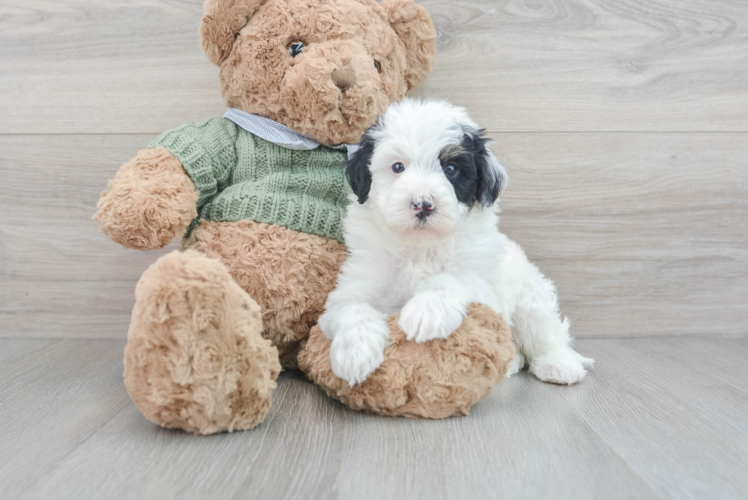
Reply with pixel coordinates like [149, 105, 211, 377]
[94, 0, 515, 434]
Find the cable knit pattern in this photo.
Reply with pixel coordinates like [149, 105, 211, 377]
[149, 118, 351, 242]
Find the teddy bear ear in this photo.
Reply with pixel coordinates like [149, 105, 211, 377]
[200, 0, 267, 65]
[381, 0, 437, 91]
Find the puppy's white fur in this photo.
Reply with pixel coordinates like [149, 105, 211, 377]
[319, 99, 594, 386]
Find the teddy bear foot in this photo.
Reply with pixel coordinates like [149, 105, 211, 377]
[299, 303, 515, 419]
[124, 249, 281, 434]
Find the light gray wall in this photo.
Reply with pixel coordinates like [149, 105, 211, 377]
[1, 0, 747, 338]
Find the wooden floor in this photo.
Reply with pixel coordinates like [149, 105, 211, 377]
[2, 0, 748, 498]
[1, 337, 746, 500]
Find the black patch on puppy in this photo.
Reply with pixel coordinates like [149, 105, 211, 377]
[466, 129, 504, 207]
[439, 143, 478, 207]
[347, 126, 378, 204]
[439, 128, 503, 208]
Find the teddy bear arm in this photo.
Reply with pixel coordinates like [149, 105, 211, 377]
[94, 148, 199, 251]
[95, 118, 240, 251]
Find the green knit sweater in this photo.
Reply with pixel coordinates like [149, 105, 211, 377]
[149, 118, 351, 242]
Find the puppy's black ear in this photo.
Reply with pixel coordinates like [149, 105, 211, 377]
[347, 129, 376, 204]
[463, 129, 507, 207]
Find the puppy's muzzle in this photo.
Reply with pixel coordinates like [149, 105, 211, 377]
[411, 200, 435, 221]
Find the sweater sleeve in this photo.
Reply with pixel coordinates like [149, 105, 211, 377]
[148, 118, 239, 208]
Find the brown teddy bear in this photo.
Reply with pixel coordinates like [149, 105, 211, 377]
[94, 0, 515, 434]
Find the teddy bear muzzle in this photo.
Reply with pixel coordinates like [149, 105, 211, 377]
[331, 67, 356, 92]
[280, 39, 391, 145]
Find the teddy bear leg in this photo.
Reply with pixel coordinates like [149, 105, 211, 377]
[123, 249, 281, 435]
[299, 304, 516, 419]
[183, 220, 349, 370]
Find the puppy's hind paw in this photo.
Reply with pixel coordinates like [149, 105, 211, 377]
[572, 350, 595, 369]
[530, 349, 590, 385]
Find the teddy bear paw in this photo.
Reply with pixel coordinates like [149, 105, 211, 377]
[94, 148, 198, 251]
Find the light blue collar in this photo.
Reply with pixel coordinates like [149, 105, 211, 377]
[224, 108, 360, 159]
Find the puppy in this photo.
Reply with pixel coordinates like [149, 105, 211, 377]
[318, 99, 594, 386]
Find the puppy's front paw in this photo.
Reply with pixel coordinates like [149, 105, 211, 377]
[398, 292, 466, 343]
[529, 348, 593, 385]
[329, 315, 389, 386]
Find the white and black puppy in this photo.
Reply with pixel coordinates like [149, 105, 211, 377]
[318, 98, 593, 386]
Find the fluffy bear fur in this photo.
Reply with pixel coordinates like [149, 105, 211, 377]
[184, 220, 348, 368]
[209, 0, 436, 145]
[124, 250, 281, 434]
[298, 304, 515, 418]
[94, 148, 198, 251]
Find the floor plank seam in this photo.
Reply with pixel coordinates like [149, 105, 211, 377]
[16, 401, 133, 499]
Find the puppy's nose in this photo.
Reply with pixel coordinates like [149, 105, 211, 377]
[411, 200, 435, 219]
[332, 68, 356, 92]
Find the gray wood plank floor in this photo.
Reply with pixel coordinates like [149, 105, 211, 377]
[1, 338, 746, 500]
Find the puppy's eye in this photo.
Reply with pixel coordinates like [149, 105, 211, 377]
[374, 60, 382, 73]
[392, 162, 405, 174]
[443, 164, 458, 176]
[286, 39, 305, 57]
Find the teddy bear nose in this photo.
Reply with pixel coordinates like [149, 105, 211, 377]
[331, 68, 356, 92]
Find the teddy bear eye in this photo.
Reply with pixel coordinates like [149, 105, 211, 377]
[374, 60, 382, 73]
[392, 162, 405, 174]
[286, 40, 305, 57]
